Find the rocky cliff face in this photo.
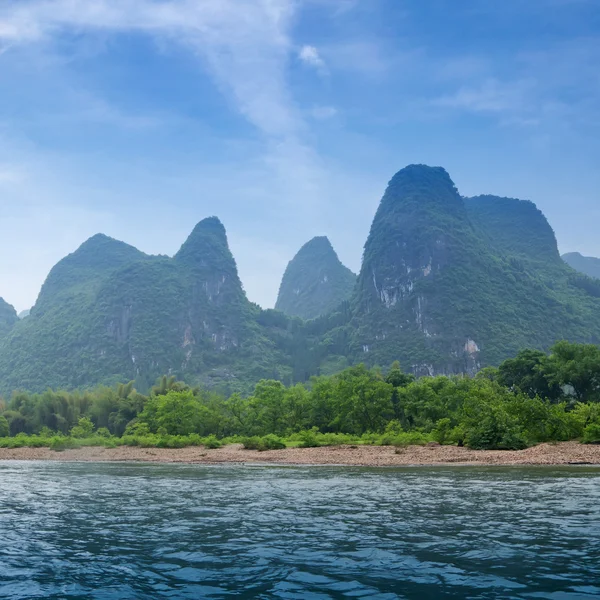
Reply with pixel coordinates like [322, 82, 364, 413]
[349, 165, 600, 374]
[0, 298, 17, 339]
[275, 236, 356, 320]
[351, 165, 487, 374]
[562, 252, 600, 280]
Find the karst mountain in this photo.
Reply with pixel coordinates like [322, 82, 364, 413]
[1, 164, 599, 394]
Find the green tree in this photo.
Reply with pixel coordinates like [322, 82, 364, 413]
[0, 414, 9, 437]
[71, 416, 95, 438]
[332, 365, 394, 433]
[498, 349, 561, 401]
[545, 341, 600, 402]
[139, 390, 207, 435]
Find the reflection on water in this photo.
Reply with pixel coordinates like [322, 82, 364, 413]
[0, 461, 599, 599]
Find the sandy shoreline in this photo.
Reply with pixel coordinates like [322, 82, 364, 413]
[1, 441, 600, 466]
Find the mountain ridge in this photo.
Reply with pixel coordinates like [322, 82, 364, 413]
[1, 164, 599, 394]
[562, 252, 600, 280]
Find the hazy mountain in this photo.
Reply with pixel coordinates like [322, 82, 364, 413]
[562, 252, 600, 280]
[2, 165, 600, 394]
[0, 218, 294, 394]
[275, 236, 356, 320]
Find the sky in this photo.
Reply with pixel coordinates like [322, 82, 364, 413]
[0, 0, 599, 312]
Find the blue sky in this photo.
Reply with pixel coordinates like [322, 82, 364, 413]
[0, 0, 598, 312]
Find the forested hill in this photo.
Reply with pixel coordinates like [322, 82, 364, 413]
[0, 217, 297, 394]
[464, 195, 561, 265]
[275, 236, 356, 320]
[562, 252, 600, 280]
[1, 164, 600, 395]
[347, 165, 600, 374]
[0, 299, 17, 339]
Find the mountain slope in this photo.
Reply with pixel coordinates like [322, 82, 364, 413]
[275, 236, 356, 320]
[562, 252, 600, 280]
[0, 298, 17, 339]
[464, 195, 561, 265]
[348, 165, 600, 374]
[0, 219, 294, 394]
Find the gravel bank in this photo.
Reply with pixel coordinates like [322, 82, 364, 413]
[1, 441, 600, 466]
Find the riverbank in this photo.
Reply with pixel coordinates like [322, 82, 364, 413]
[1, 441, 599, 466]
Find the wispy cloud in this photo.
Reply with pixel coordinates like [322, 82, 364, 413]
[310, 105, 337, 119]
[0, 0, 300, 138]
[433, 78, 534, 114]
[0, 0, 342, 310]
[298, 44, 327, 74]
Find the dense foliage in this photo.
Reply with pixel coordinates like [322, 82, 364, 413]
[275, 236, 356, 320]
[2, 342, 600, 450]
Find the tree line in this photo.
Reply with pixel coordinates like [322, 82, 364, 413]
[1, 341, 600, 449]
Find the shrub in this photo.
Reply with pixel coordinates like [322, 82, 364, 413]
[432, 418, 452, 445]
[203, 435, 222, 449]
[49, 437, 78, 452]
[70, 417, 94, 439]
[297, 428, 321, 448]
[465, 416, 527, 450]
[390, 432, 431, 447]
[96, 427, 111, 438]
[39, 426, 54, 438]
[124, 421, 151, 436]
[242, 435, 286, 451]
[582, 423, 600, 444]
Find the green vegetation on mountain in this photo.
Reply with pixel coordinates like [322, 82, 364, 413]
[464, 195, 561, 264]
[275, 236, 356, 320]
[0, 298, 17, 339]
[348, 165, 600, 373]
[562, 252, 600, 280]
[2, 342, 600, 450]
[0, 219, 296, 394]
[1, 164, 600, 396]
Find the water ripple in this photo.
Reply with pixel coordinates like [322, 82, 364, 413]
[0, 462, 599, 599]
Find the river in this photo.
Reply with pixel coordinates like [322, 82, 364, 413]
[1, 461, 599, 599]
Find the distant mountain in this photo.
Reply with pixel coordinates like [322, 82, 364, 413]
[0, 298, 17, 339]
[348, 165, 600, 374]
[2, 164, 600, 394]
[275, 236, 356, 320]
[562, 252, 600, 280]
[18, 309, 30, 319]
[0, 218, 295, 394]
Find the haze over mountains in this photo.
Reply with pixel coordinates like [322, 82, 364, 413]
[1, 164, 599, 395]
[275, 236, 356, 320]
[562, 253, 600, 281]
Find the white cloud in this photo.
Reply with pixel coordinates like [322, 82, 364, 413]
[433, 78, 534, 114]
[310, 105, 337, 119]
[0, 0, 338, 310]
[298, 44, 327, 73]
[0, 0, 300, 138]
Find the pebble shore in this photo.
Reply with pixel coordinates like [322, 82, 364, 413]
[1, 441, 600, 466]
